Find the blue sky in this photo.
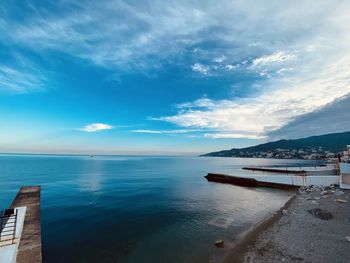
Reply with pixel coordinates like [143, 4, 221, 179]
[1, 0, 350, 154]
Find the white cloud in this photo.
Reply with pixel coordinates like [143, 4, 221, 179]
[191, 61, 240, 75]
[191, 63, 210, 75]
[131, 129, 197, 134]
[175, 98, 215, 109]
[277, 67, 294, 75]
[213, 56, 226, 63]
[225, 64, 238, 71]
[252, 51, 296, 67]
[79, 123, 113, 132]
[204, 133, 266, 139]
[157, 56, 350, 139]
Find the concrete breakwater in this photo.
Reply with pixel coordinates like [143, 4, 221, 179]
[205, 173, 299, 189]
[242, 167, 307, 174]
[0, 186, 42, 263]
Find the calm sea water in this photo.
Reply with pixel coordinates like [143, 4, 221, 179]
[0, 155, 320, 263]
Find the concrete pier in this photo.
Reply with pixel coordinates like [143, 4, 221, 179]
[242, 167, 306, 174]
[10, 186, 42, 263]
[205, 173, 299, 189]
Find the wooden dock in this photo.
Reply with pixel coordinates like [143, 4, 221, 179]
[205, 173, 299, 189]
[10, 186, 42, 263]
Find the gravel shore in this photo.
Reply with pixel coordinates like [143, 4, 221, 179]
[240, 186, 350, 263]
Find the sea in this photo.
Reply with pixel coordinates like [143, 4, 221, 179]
[0, 154, 322, 263]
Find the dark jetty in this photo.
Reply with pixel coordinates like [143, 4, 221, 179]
[205, 173, 298, 189]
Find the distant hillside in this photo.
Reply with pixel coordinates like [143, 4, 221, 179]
[202, 131, 350, 158]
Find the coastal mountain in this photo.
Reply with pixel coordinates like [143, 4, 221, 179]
[203, 131, 350, 159]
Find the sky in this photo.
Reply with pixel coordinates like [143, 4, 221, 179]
[0, 0, 350, 155]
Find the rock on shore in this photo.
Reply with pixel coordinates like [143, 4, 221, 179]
[241, 185, 350, 263]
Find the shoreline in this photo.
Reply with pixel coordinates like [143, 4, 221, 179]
[223, 186, 350, 263]
[222, 193, 297, 263]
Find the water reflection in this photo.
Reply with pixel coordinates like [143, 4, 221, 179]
[77, 158, 106, 192]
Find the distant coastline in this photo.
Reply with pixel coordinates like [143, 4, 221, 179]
[202, 131, 350, 160]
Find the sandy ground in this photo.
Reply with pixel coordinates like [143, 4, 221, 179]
[240, 186, 350, 263]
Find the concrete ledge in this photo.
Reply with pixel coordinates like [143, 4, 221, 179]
[10, 186, 42, 263]
[0, 207, 27, 263]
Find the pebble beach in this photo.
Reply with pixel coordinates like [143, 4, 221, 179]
[239, 185, 350, 263]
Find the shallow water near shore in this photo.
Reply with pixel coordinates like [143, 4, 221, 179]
[0, 155, 321, 263]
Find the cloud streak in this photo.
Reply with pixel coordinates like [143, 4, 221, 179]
[0, 63, 47, 93]
[204, 133, 265, 139]
[5, 0, 213, 70]
[251, 51, 296, 67]
[191, 63, 210, 75]
[2, 0, 345, 73]
[131, 129, 198, 134]
[79, 123, 113, 132]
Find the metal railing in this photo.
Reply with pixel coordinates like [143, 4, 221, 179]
[0, 208, 17, 246]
